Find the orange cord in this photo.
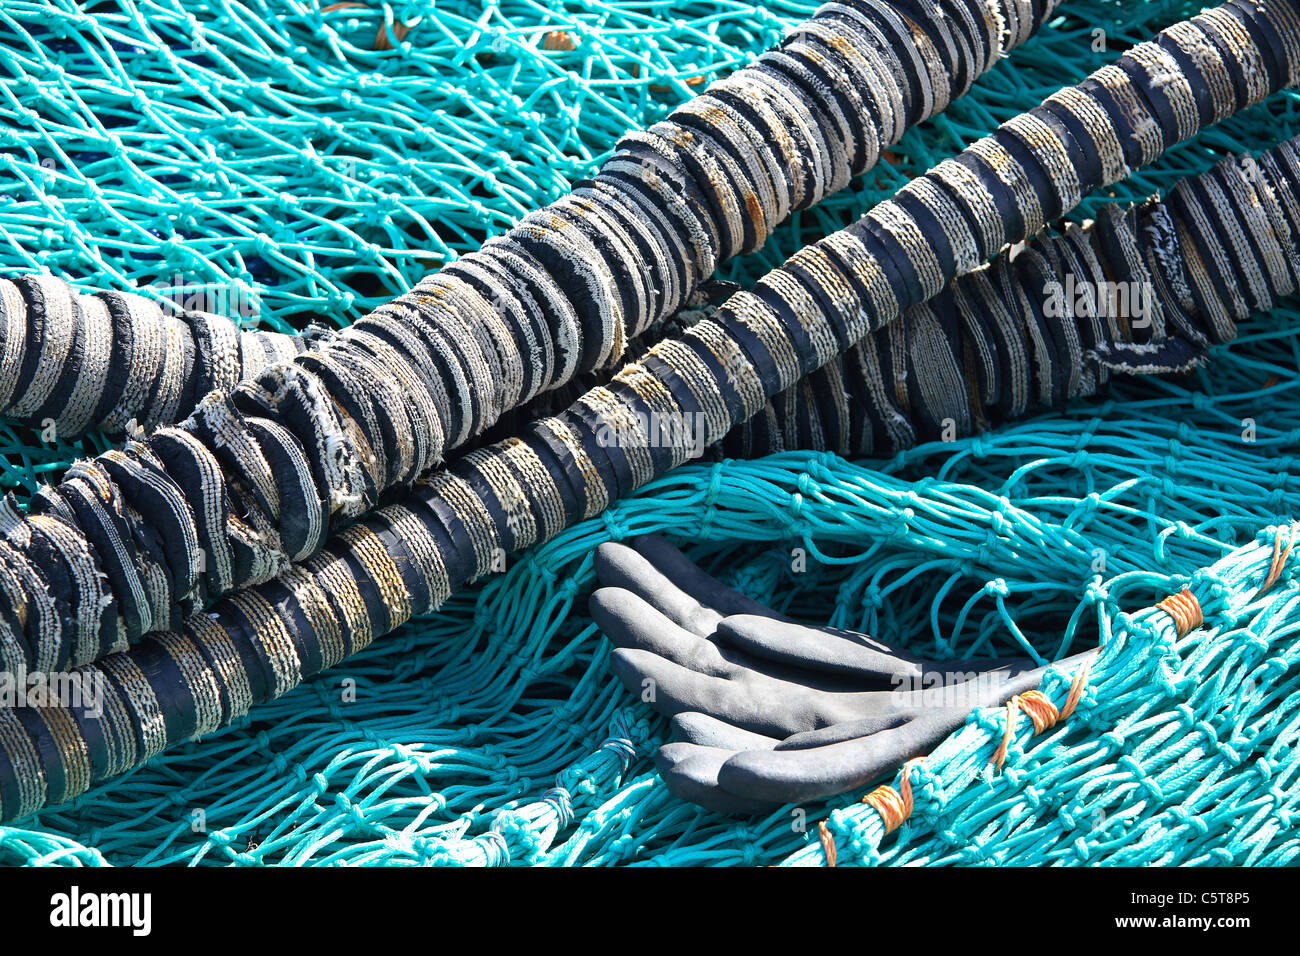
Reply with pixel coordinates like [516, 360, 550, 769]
[818, 821, 837, 867]
[859, 758, 925, 836]
[992, 690, 1060, 769]
[1156, 588, 1203, 637]
[1260, 524, 1296, 597]
[1058, 653, 1093, 722]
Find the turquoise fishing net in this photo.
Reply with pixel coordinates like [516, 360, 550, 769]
[1, 0, 1298, 865]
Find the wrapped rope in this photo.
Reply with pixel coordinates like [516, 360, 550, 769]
[0, 285, 328, 439]
[0, 0, 1061, 450]
[3, 0, 1299, 819]
[723, 141, 1300, 457]
[0, 0, 1065, 669]
[4, 125, 1284, 531]
[490, 139, 1300, 460]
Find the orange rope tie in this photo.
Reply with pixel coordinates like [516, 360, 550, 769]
[1156, 588, 1203, 638]
[1014, 690, 1061, 732]
[1260, 524, 1296, 597]
[818, 821, 837, 867]
[992, 689, 1061, 770]
[1057, 653, 1093, 722]
[860, 757, 925, 837]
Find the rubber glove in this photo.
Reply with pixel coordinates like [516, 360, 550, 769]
[591, 535, 1094, 814]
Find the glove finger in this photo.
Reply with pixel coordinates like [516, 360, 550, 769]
[591, 585, 737, 677]
[636, 533, 782, 625]
[609, 647, 854, 737]
[772, 711, 918, 749]
[725, 650, 1102, 803]
[595, 541, 724, 638]
[717, 714, 958, 805]
[592, 586, 864, 691]
[715, 615, 1042, 686]
[715, 614, 926, 683]
[877, 657, 1048, 718]
[671, 712, 780, 751]
[770, 656, 1057, 753]
[776, 649, 1100, 750]
[656, 742, 783, 815]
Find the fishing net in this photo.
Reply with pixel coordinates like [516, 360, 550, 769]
[0, 0, 1298, 865]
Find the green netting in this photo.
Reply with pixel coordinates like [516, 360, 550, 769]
[0, 0, 1298, 865]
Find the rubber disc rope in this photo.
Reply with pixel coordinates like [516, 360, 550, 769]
[0, 0, 1063, 673]
[8, 134, 1299, 474]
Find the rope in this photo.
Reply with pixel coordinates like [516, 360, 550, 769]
[862, 758, 925, 836]
[832, 572, 1256, 858]
[1156, 588, 1204, 637]
[1259, 522, 1297, 596]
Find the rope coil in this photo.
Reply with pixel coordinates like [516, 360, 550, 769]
[1156, 588, 1203, 637]
[860, 757, 924, 837]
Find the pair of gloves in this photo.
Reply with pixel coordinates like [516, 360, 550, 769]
[591, 535, 1093, 814]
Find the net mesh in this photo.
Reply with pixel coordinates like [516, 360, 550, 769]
[1, 0, 1298, 865]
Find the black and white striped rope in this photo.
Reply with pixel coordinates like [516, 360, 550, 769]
[0, 283, 327, 439]
[0, 0, 1064, 671]
[723, 143, 1300, 458]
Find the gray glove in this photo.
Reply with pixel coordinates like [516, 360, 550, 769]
[591, 535, 1094, 814]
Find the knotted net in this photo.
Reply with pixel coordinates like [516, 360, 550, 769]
[0, 0, 1297, 865]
